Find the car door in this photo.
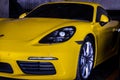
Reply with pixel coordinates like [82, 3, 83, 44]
[95, 7, 118, 62]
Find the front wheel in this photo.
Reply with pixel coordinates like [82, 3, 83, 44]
[76, 36, 95, 80]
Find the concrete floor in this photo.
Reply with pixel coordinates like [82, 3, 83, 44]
[91, 55, 119, 80]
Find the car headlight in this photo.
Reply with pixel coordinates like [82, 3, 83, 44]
[39, 26, 76, 43]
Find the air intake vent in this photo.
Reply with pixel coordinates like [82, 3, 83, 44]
[0, 62, 13, 73]
[17, 61, 56, 75]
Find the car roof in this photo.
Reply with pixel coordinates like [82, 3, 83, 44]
[40, 1, 102, 8]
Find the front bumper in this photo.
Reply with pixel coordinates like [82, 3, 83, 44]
[0, 41, 81, 80]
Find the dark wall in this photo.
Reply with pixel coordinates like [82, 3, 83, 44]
[9, 0, 56, 18]
[0, 0, 9, 18]
[74, 0, 120, 10]
[0, 0, 120, 18]
[17, 0, 53, 11]
[9, 0, 25, 18]
[107, 10, 120, 20]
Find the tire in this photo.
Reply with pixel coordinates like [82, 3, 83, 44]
[76, 36, 95, 80]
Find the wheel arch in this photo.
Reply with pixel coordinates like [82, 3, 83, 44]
[86, 34, 95, 44]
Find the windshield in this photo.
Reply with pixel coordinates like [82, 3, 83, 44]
[26, 3, 94, 21]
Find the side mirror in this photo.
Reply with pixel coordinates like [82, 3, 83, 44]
[100, 14, 110, 26]
[100, 14, 109, 23]
[19, 13, 27, 18]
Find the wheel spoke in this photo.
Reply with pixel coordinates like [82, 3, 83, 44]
[85, 64, 89, 78]
[82, 64, 89, 79]
[83, 47, 87, 57]
[86, 42, 90, 56]
[82, 65, 86, 77]
[89, 55, 93, 61]
[88, 60, 93, 72]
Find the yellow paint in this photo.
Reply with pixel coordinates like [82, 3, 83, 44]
[0, 2, 119, 79]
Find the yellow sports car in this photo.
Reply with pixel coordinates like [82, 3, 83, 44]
[0, 1, 119, 80]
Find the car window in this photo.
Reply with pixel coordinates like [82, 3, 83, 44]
[96, 6, 108, 22]
[26, 3, 94, 22]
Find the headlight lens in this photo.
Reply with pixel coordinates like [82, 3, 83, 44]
[39, 26, 76, 43]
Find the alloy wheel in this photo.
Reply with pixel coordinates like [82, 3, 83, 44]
[79, 41, 94, 79]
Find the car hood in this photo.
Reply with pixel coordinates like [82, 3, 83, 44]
[0, 18, 88, 41]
